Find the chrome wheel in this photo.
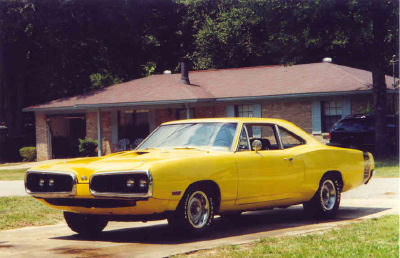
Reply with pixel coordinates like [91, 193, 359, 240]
[303, 175, 341, 219]
[168, 186, 215, 235]
[320, 180, 337, 211]
[187, 191, 210, 228]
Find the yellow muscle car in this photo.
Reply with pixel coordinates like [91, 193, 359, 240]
[25, 118, 374, 236]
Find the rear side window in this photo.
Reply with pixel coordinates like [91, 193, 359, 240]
[278, 127, 305, 149]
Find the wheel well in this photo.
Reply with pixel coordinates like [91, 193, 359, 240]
[185, 180, 221, 213]
[322, 171, 344, 190]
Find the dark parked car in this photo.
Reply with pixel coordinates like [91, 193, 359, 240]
[329, 114, 399, 153]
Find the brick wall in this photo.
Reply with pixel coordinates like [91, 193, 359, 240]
[102, 112, 112, 154]
[195, 105, 226, 118]
[156, 109, 176, 125]
[262, 101, 313, 133]
[156, 105, 228, 125]
[86, 112, 98, 139]
[86, 111, 112, 155]
[35, 113, 51, 161]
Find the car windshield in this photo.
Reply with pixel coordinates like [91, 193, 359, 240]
[138, 122, 238, 151]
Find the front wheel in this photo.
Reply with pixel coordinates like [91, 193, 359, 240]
[64, 212, 108, 237]
[168, 186, 215, 235]
[303, 175, 341, 219]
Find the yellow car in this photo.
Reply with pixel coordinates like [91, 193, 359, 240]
[25, 118, 374, 236]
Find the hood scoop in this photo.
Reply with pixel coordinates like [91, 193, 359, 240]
[135, 151, 149, 155]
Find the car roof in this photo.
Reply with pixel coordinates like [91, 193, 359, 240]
[163, 117, 292, 125]
[162, 117, 323, 145]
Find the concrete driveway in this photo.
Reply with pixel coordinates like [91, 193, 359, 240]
[0, 178, 398, 258]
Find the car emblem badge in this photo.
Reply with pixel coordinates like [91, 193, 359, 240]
[81, 175, 88, 181]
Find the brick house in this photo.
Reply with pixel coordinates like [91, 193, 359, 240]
[24, 61, 399, 161]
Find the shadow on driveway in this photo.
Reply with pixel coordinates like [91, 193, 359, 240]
[52, 205, 389, 245]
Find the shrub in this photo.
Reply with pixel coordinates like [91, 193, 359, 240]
[19, 147, 37, 162]
[78, 138, 98, 157]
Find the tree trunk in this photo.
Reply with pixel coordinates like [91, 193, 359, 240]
[371, 0, 388, 158]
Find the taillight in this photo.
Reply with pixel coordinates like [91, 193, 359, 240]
[363, 152, 374, 184]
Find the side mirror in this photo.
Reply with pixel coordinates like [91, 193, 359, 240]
[252, 140, 262, 153]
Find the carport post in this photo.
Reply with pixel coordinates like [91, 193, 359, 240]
[186, 103, 190, 119]
[97, 108, 103, 156]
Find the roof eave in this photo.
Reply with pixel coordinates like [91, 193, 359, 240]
[23, 98, 216, 112]
[214, 90, 378, 102]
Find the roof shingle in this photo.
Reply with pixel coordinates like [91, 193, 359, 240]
[25, 62, 395, 110]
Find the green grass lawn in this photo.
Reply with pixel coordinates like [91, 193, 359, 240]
[0, 168, 28, 180]
[176, 215, 399, 258]
[375, 156, 399, 178]
[0, 196, 63, 230]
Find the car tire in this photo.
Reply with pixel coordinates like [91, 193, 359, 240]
[168, 186, 215, 235]
[64, 212, 108, 237]
[303, 175, 341, 219]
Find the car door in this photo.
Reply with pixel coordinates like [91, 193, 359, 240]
[235, 123, 305, 205]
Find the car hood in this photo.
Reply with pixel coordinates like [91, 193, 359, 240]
[28, 149, 215, 183]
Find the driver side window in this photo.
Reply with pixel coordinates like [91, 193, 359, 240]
[238, 124, 279, 151]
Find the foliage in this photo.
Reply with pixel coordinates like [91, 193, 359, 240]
[0, 196, 63, 230]
[78, 137, 98, 157]
[90, 69, 123, 90]
[19, 147, 36, 162]
[0, 0, 398, 145]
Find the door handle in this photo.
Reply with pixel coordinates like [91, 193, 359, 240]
[284, 158, 294, 164]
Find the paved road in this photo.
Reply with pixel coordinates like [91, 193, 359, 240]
[0, 181, 27, 197]
[0, 178, 398, 258]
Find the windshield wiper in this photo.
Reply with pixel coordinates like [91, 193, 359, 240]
[173, 146, 209, 152]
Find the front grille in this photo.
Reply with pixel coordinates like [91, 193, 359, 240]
[45, 198, 138, 208]
[90, 171, 152, 198]
[25, 171, 76, 197]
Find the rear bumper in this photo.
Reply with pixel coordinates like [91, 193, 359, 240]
[364, 169, 375, 184]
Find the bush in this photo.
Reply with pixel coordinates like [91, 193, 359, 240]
[78, 138, 98, 157]
[19, 147, 37, 162]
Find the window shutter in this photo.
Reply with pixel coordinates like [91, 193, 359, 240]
[252, 104, 262, 117]
[312, 101, 322, 134]
[227, 105, 235, 117]
[342, 99, 351, 118]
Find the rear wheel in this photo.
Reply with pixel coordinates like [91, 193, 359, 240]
[303, 175, 341, 219]
[64, 212, 108, 237]
[168, 186, 215, 235]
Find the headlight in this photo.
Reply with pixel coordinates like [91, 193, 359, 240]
[139, 179, 148, 189]
[90, 170, 153, 198]
[126, 179, 135, 188]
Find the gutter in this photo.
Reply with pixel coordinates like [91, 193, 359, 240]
[23, 89, 398, 113]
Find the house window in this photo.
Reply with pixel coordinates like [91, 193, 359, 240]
[235, 105, 253, 117]
[322, 101, 342, 132]
[118, 110, 149, 146]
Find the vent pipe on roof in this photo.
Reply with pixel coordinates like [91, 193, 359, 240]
[180, 57, 191, 85]
[322, 57, 333, 63]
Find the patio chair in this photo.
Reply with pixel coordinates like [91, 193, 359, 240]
[114, 138, 131, 152]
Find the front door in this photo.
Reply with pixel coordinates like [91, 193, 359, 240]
[235, 123, 305, 205]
